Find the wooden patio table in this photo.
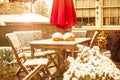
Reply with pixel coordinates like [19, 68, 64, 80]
[30, 38, 91, 58]
[30, 38, 91, 74]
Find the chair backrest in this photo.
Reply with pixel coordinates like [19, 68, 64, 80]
[71, 30, 87, 38]
[6, 33, 29, 74]
[89, 31, 99, 48]
[13, 30, 42, 47]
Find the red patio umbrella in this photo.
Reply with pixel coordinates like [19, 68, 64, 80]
[50, 0, 77, 29]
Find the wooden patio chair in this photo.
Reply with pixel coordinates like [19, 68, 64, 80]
[13, 30, 56, 58]
[13, 31, 57, 75]
[6, 33, 49, 80]
[89, 31, 99, 48]
[69, 31, 99, 58]
[77, 31, 99, 48]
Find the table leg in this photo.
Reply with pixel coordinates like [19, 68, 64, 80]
[52, 49, 66, 78]
[71, 49, 74, 58]
[31, 46, 35, 59]
[54, 50, 64, 73]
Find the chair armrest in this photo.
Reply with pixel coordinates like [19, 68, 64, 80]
[22, 47, 31, 51]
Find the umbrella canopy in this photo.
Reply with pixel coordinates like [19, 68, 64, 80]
[50, 0, 77, 29]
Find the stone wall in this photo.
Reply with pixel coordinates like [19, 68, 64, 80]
[0, 23, 71, 46]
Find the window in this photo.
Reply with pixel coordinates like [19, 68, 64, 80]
[74, 0, 120, 29]
[74, 0, 96, 28]
[102, 0, 120, 26]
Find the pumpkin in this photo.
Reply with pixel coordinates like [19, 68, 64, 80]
[52, 32, 63, 41]
[63, 32, 75, 41]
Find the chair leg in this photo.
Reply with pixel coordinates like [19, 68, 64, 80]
[48, 54, 58, 68]
[16, 66, 22, 76]
[23, 65, 45, 80]
[31, 73, 43, 80]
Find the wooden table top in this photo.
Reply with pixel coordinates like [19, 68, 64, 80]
[30, 38, 91, 46]
[30, 38, 91, 58]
